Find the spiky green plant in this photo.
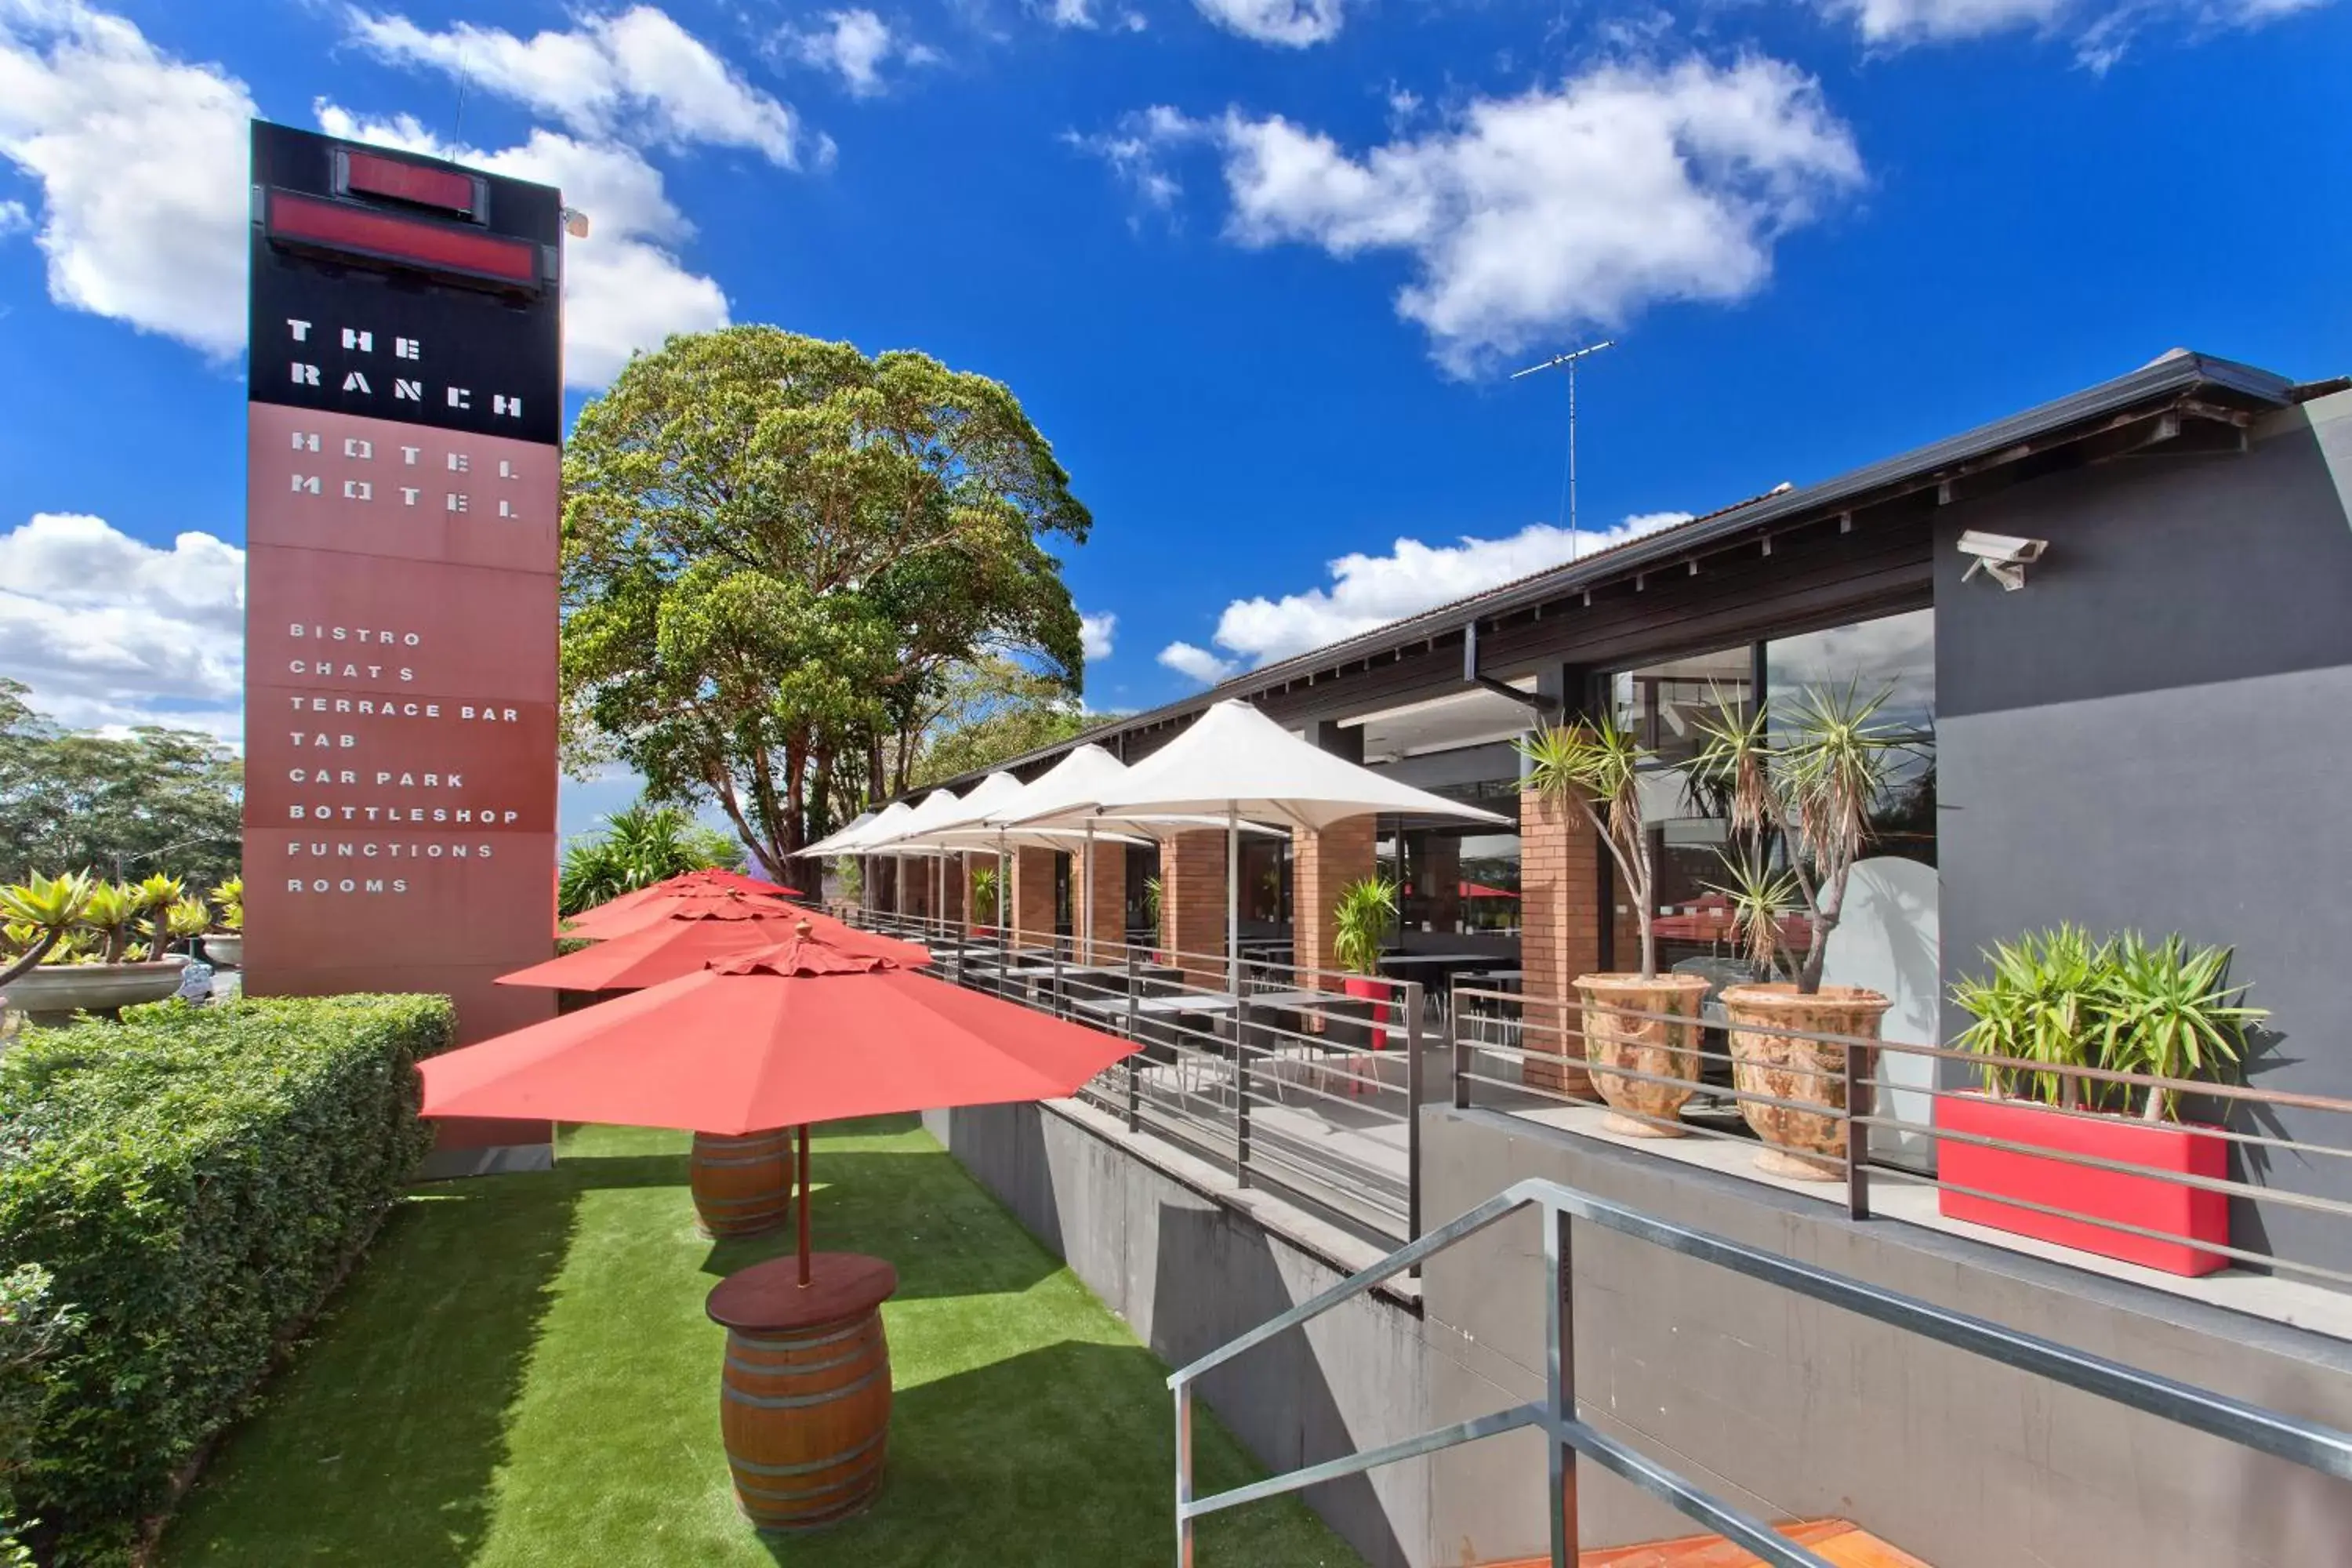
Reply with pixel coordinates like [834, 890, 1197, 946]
[1692, 680, 1907, 993]
[1951, 927, 2261, 1121]
[971, 866, 1000, 925]
[209, 877, 243, 932]
[1518, 714, 1659, 976]
[0, 873, 93, 987]
[1330, 875, 1399, 978]
[162, 897, 212, 945]
[1703, 850, 1805, 980]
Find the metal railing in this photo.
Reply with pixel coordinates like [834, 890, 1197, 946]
[1448, 982, 2352, 1294]
[1170, 1174, 2352, 1567]
[831, 905, 1425, 1246]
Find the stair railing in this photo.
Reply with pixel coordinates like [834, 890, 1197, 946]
[1169, 1174, 2352, 1568]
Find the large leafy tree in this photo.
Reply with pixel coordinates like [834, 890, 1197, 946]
[0, 681, 242, 889]
[909, 657, 1113, 789]
[561, 328, 1090, 869]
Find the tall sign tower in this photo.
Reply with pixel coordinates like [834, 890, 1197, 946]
[243, 122, 564, 1167]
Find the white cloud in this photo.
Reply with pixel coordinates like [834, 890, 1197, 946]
[1157, 641, 1239, 685]
[779, 9, 936, 97]
[0, 198, 29, 236]
[1822, 0, 2329, 62]
[1080, 611, 1116, 660]
[0, 513, 245, 742]
[1193, 0, 1345, 45]
[0, 2, 254, 355]
[1065, 106, 1198, 212]
[1171, 511, 1693, 677]
[1094, 58, 1861, 373]
[313, 106, 729, 387]
[347, 5, 808, 165]
[1218, 59, 1861, 372]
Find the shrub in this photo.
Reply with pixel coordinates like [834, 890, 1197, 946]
[0, 993, 454, 1563]
[1951, 927, 2263, 1122]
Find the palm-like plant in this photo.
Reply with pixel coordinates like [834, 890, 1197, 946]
[558, 804, 732, 917]
[209, 877, 243, 932]
[971, 866, 1000, 925]
[1518, 715, 1659, 976]
[1693, 681, 1906, 994]
[1953, 928, 2260, 1122]
[1330, 876, 1398, 977]
[0, 873, 93, 987]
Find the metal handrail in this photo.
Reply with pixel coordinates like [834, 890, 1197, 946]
[1168, 1174, 2352, 1568]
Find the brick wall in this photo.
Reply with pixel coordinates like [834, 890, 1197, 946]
[1159, 830, 1227, 988]
[1291, 818, 1375, 988]
[1082, 838, 1124, 961]
[1011, 845, 1058, 949]
[1519, 784, 1600, 1094]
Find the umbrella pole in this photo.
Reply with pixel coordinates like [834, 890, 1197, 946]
[797, 1122, 813, 1288]
[1082, 823, 1094, 964]
[1227, 803, 1241, 1000]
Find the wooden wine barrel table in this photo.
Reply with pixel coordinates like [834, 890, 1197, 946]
[689, 1129, 793, 1237]
[706, 1252, 898, 1531]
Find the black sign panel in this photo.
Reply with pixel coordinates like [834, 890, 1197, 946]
[248, 123, 562, 445]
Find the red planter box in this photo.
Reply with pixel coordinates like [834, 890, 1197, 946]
[1342, 975, 1392, 1051]
[1936, 1093, 2230, 1276]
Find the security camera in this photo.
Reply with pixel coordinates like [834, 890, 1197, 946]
[1957, 529, 2047, 591]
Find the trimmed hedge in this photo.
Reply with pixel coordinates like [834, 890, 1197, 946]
[0, 994, 453, 1563]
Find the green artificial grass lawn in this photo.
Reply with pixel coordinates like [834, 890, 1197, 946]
[162, 1117, 1361, 1568]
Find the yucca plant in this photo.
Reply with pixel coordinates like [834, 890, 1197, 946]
[1330, 876, 1399, 977]
[1518, 714, 1658, 976]
[971, 866, 1000, 925]
[1705, 849, 1805, 980]
[1692, 680, 1907, 994]
[0, 873, 93, 988]
[209, 876, 243, 932]
[1952, 928, 2261, 1122]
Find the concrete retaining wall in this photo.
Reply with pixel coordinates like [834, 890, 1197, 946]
[1421, 1105, 2352, 1567]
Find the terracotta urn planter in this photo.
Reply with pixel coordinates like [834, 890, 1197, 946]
[1573, 973, 1713, 1137]
[201, 933, 242, 969]
[1719, 983, 1892, 1180]
[2, 957, 190, 1028]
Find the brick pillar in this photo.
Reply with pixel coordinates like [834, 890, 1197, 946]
[1292, 818, 1375, 988]
[1159, 830, 1227, 989]
[943, 855, 964, 926]
[1082, 837, 1124, 962]
[1011, 845, 1057, 950]
[1519, 783, 1600, 1095]
[1423, 835, 1463, 935]
[906, 858, 931, 921]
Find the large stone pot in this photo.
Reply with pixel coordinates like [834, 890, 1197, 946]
[2, 957, 190, 1027]
[1573, 972, 1713, 1137]
[1719, 983, 1892, 1180]
[201, 933, 241, 969]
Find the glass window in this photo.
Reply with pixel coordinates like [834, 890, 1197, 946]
[1378, 777, 1523, 946]
[1765, 608, 1936, 868]
[1610, 643, 1753, 934]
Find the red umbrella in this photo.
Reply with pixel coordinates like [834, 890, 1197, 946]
[499, 909, 931, 991]
[561, 886, 804, 941]
[421, 929, 1138, 1282]
[556, 867, 804, 938]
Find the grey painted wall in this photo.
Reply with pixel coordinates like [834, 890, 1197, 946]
[1935, 390, 2352, 1278]
[922, 1101, 1438, 1568]
[1421, 1106, 2352, 1568]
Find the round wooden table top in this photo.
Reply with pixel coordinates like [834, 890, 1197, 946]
[706, 1251, 899, 1332]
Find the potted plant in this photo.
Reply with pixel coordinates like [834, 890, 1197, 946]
[1330, 874, 1399, 1052]
[1692, 683, 1900, 1178]
[971, 866, 1000, 936]
[1517, 717, 1709, 1130]
[0, 873, 192, 1025]
[1944, 927, 2259, 1276]
[202, 877, 243, 968]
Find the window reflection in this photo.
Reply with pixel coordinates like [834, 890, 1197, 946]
[1766, 608, 1936, 869]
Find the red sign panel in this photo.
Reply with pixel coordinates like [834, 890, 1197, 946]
[244, 122, 562, 1066]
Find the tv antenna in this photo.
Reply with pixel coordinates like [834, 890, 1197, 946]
[1511, 339, 1615, 557]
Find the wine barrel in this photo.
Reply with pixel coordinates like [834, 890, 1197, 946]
[689, 1129, 792, 1237]
[708, 1253, 899, 1531]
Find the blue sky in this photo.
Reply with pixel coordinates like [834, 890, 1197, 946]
[0, 0, 2346, 834]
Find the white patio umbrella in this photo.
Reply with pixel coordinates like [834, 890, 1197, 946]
[887, 787, 970, 928]
[819, 800, 919, 916]
[865, 774, 1026, 939]
[967, 744, 1278, 961]
[1012, 700, 1508, 995]
[797, 808, 874, 860]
